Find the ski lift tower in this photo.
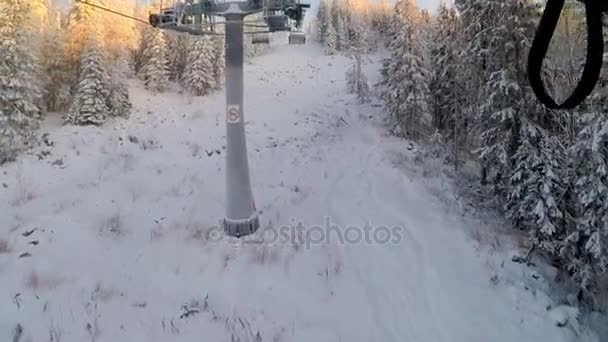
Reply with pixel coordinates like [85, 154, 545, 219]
[150, 0, 309, 237]
[218, 1, 262, 238]
[152, 0, 265, 237]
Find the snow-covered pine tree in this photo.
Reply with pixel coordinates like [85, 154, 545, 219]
[107, 69, 132, 119]
[383, 0, 431, 140]
[333, 0, 350, 51]
[330, 0, 346, 50]
[66, 0, 96, 82]
[316, 0, 331, 44]
[506, 120, 567, 246]
[337, 11, 350, 51]
[212, 35, 226, 88]
[182, 36, 216, 96]
[166, 32, 189, 82]
[562, 113, 608, 307]
[0, 0, 41, 164]
[428, 2, 465, 166]
[321, 0, 337, 54]
[65, 37, 111, 126]
[429, 2, 461, 132]
[138, 29, 170, 92]
[40, 12, 71, 112]
[475, 0, 537, 192]
[456, 0, 503, 124]
[133, 26, 156, 74]
[346, 57, 370, 104]
[346, 15, 370, 103]
[325, 20, 338, 55]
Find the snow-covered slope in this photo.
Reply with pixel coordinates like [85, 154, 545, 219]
[0, 42, 599, 342]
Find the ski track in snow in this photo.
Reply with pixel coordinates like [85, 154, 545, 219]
[0, 42, 599, 342]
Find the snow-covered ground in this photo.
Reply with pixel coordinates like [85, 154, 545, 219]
[0, 41, 600, 341]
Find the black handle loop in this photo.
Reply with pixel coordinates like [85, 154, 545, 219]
[528, 0, 605, 109]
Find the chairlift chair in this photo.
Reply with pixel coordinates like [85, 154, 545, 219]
[252, 31, 270, 44]
[288, 30, 305, 44]
[266, 13, 290, 32]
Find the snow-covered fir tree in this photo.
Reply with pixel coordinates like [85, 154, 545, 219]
[506, 120, 567, 249]
[66, 0, 96, 80]
[40, 12, 71, 112]
[212, 35, 226, 88]
[65, 38, 111, 126]
[330, 0, 347, 51]
[167, 32, 190, 82]
[475, 0, 537, 190]
[133, 26, 156, 74]
[337, 12, 350, 51]
[316, 0, 331, 44]
[429, 2, 461, 133]
[138, 28, 170, 92]
[182, 36, 216, 96]
[0, 0, 41, 164]
[383, 0, 430, 139]
[107, 69, 132, 119]
[456, 0, 504, 120]
[563, 113, 608, 306]
[346, 15, 370, 103]
[325, 20, 338, 55]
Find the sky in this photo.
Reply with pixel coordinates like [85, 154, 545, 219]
[60, 0, 444, 13]
[305, 0, 442, 11]
[418, 0, 441, 10]
[133, 0, 445, 11]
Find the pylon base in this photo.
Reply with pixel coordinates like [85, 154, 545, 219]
[223, 214, 260, 238]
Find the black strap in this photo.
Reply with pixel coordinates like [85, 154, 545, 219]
[528, 0, 605, 109]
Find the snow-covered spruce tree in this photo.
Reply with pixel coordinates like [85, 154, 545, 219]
[383, 0, 431, 140]
[212, 35, 226, 89]
[346, 15, 370, 104]
[166, 32, 190, 82]
[428, 2, 466, 167]
[0, 0, 42, 164]
[370, 0, 392, 37]
[338, 12, 350, 51]
[66, 0, 96, 84]
[107, 69, 132, 119]
[316, 0, 331, 44]
[133, 26, 156, 74]
[429, 3, 461, 132]
[475, 0, 538, 192]
[182, 36, 216, 96]
[65, 38, 111, 126]
[456, 0, 504, 132]
[332, 0, 350, 51]
[330, 0, 347, 51]
[561, 113, 608, 307]
[138, 28, 170, 92]
[506, 120, 567, 248]
[321, 0, 337, 54]
[325, 20, 338, 55]
[40, 12, 71, 112]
